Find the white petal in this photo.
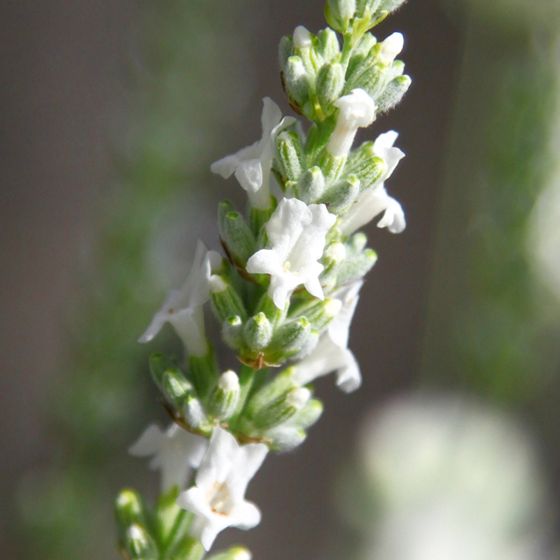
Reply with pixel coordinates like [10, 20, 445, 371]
[293, 336, 348, 385]
[230, 500, 262, 530]
[293, 335, 361, 393]
[211, 143, 260, 178]
[168, 306, 207, 357]
[199, 524, 221, 551]
[210, 154, 239, 179]
[335, 349, 362, 393]
[187, 241, 212, 308]
[230, 443, 268, 497]
[329, 281, 363, 348]
[340, 185, 393, 235]
[377, 196, 406, 233]
[138, 289, 183, 343]
[303, 273, 325, 301]
[373, 131, 405, 183]
[265, 197, 310, 249]
[234, 159, 263, 194]
[261, 97, 283, 137]
[129, 424, 164, 457]
[334, 89, 376, 130]
[270, 280, 292, 310]
[246, 248, 283, 276]
[293, 25, 312, 49]
[178, 486, 210, 519]
[196, 427, 239, 490]
[380, 32, 404, 64]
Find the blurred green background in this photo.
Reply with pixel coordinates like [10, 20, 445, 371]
[1, 1, 559, 558]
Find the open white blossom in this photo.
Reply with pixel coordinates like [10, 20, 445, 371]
[293, 280, 362, 391]
[129, 423, 207, 491]
[211, 98, 295, 209]
[139, 241, 221, 356]
[178, 427, 268, 550]
[341, 131, 406, 235]
[328, 89, 376, 157]
[246, 197, 336, 309]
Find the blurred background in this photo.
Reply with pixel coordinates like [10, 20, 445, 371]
[1, 0, 560, 558]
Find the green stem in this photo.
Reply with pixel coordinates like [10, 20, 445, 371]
[161, 510, 190, 558]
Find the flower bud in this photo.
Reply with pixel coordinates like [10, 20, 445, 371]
[295, 398, 324, 429]
[325, 0, 357, 33]
[160, 368, 194, 409]
[336, 247, 378, 284]
[123, 523, 158, 560]
[283, 56, 309, 107]
[244, 369, 296, 419]
[293, 25, 312, 49]
[267, 425, 307, 451]
[345, 142, 386, 189]
[148, 352, 176, 389]
[295, 166, 326, 203]
[210, 277, 247, 323]
[218, 201, 257, 265]
[243, 312, 273, 352]
[207, 547, 252, 560]
[276, 130, 304, 183]
[115, 489, 147, 531]
[316, 28, 340, 62]
[354, 32, 377, 57]
[320, 174, 361, 214]
[182, 394, 208, 431]
[350, 231, 368, 251]
[222, 315, 244, 350]
[278, 34, 293, 68]
[317, 62, 345, 110]
[298, 297, 343, 332]
[379, 0, 406, 14]
[376, 74, 411, 113]
[207, 370, 240, 421]
[252, 387, 312, 430]
[355, 0, 380, 13]
[379, 32, 404, 65]
[265, 317, 312, 364]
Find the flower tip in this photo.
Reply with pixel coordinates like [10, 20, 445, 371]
[380, 32, 404, 64]
[293, 25, 312, 49]
[137, 332, 152, 344]
[335, 89, 377, 129]
[219, 369, 240, 392]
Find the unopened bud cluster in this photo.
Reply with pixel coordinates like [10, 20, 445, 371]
[116, 1, 411, 558]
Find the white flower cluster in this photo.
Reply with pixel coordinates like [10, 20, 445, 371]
[123, 3, 411, 553]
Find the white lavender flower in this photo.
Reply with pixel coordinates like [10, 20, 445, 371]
[139, 241, 221, 356]
[211, 98, 295, 209]
[293, 280, 362, 391]
[178, 427, 268, 550]
[129, 423, 208, 491]
[246, 197, 336, 309]
[328, 89, 377, 157]
[341, 131, 406, 235]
